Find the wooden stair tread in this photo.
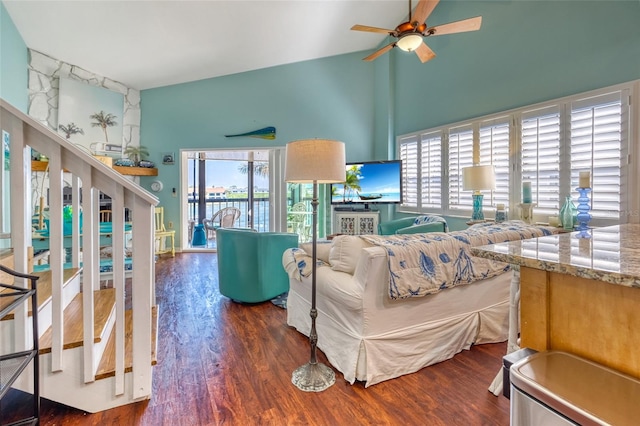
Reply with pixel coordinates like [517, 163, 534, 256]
[39, 288, 115, 354]
[95, 305, 158, 380]
[0, 268, 81, 320]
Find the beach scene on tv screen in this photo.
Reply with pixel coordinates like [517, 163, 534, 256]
[331, 162, 401, 204]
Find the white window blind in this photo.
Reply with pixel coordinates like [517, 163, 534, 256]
[399, 135, 418, 208]
[569, 91, 626, 220]
[448, 126, 474, 211]
[396, 81, 634, 222]
[520, 106, 561, 214]
[420, 132, 442, 209]
[479, 119, 510, 208]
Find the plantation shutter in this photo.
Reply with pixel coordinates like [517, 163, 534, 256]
[399, 136, 419, 208]
[420, 131, 442, 209]
[569, 91, 627, 221]
[520, 106, 561, 214]
[479, 118, 510, 208]
[448, 125, 473, 211]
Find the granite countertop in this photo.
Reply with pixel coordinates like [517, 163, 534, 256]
[470, 224, 640, 289]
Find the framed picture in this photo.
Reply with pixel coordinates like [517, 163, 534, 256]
[162, 152, 175, 165]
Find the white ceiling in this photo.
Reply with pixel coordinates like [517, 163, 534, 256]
[3, 0, 414, 90]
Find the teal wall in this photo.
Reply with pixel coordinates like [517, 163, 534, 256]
[0, 2, 28, 112]
[140, 1, 640, 236]
[386, 0, 640, 230]
[392, 0, 640, 135]
[141, 52, 376, 238]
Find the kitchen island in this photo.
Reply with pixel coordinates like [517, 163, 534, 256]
[471, 224, 640, 380]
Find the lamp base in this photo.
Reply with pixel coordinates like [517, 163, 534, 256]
[291, 361, 336, 392]
[471, 193, 484, 221]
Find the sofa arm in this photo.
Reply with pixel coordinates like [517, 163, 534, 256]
[377, 217, 416, 235]
[396, 222, 446, 234]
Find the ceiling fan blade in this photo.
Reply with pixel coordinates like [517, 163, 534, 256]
[412, 0, 440, 26]
[351, 24, 395, 35]
[414, 42, 436, 63]
[363, 43, 396, 62]
[426, 16, 482, 36]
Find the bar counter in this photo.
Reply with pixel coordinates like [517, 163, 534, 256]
[471, 224, 640, 380]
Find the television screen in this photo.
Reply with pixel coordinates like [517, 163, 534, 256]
[330, 160, 402, 206]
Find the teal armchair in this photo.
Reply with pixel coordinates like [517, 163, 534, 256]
[378, 215, 448, 235]
[216, 228, 299, 303]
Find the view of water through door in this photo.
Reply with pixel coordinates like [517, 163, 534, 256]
[184, 150, 270, 249]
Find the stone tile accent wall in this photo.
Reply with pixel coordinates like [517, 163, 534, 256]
[27, 49, 140, 150]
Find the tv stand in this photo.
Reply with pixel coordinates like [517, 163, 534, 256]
[332, 209, 379, 235]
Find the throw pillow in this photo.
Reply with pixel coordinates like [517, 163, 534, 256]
[299, 240, 333, 263]
[329, 235, 371, 274]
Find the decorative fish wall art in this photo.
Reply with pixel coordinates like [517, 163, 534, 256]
[225, 126, 276, 140]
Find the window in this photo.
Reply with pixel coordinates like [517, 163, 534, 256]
[479, 118, 510, 208]
[520, 106, 561, 214]
[399, 135, 418, 208]
[400, 131, 442, 211]
[569, 92, 627, 219]
[420, 132, 442, 209]
[447, 126, 473, 212]
[397, 81, 635, 225]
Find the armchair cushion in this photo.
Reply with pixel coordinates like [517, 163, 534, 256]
[216, 228, 298, 303]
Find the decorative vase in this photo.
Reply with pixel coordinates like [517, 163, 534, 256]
[576, 187, 592, 237]
[560, 196, 576, 231]
[192, 224, 207, 247]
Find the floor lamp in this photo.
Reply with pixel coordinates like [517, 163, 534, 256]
[285, 138, 346, 392]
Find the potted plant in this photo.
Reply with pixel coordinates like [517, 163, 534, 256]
[123, 144, 150, 167]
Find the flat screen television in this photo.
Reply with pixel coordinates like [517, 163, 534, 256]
[330, 160, 402, 209]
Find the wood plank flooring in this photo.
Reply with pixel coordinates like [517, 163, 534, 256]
[2, 252, 510, 425]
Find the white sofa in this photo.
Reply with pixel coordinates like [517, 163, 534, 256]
[283, 221, 556, 387]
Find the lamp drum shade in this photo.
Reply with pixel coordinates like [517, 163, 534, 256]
[462, 165, 496, 191]
[285, 139, 346, 183]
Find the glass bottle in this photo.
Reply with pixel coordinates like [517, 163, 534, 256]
[560, 196, 576, 231]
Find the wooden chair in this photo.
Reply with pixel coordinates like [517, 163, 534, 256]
[154, 207, 175, 257]
[202, 207, 241, 240]
[100, 209, 112, 222]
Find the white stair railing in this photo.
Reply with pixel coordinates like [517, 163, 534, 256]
[1, 99, 157, 401]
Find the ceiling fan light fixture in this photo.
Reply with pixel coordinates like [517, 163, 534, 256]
[396, 33, 423, 52]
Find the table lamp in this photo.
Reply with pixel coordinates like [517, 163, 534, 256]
[284, 138, 346, 392]
[462, 164, 495, 222]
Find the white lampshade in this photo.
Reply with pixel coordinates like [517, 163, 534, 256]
[462, 165, 496, 191]
[396, 34, 423, 52]
[285, 139, 346, 183]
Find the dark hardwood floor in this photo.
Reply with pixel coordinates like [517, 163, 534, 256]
[3, 253, 510, 425]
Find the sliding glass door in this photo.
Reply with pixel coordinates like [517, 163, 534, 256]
[181, 149, 274, 250]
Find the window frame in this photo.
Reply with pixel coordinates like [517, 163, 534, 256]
[396, 80, 638, 226]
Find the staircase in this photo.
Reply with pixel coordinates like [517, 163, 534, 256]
[0, 99, 158, 413]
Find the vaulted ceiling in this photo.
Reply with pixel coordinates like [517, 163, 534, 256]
[3, 0, 412, 90]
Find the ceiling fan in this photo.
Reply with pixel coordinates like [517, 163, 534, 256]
[351, 0, 482, 63]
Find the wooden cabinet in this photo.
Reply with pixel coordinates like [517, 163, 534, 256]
[520, 266, 640, 380]
[333, 210, 379, 235]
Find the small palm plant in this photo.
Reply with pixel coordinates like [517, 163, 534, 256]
[123, 144, 149, 165]
[90, 111, 118, 142]
[58, 122, 85, 139]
